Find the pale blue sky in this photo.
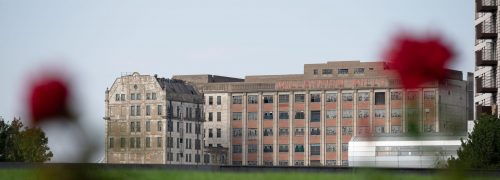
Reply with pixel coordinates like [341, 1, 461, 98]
[0, 0, 473, 162]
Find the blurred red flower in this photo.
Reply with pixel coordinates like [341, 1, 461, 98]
[28, 76, 71, 125]
[384, 34, 454, 89]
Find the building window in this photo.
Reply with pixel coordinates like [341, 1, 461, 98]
[391, 91, 402, 100]
[146, 137, 151, 148]
[217, 112, 221, 121]
[374, 109, 385, 118]
[247, 112, 257, 120]
[217, 96, 222, 105]
[233, 145, 242, 153]
[263, 144, 273, 153]
[115, 94, 120, 101]
[294, 144, 304, 152]
[294, 128, 304, 136]
[130, 106, 135, 116]
[326, 110, 337, 119]
[120, 138, 125, 148]
[248, 95, 258, 104]
[358, 109, 369, 118]
[208, 129, 213, 138]
[279, 128, 289, 136]
[310, 111, 320, 122]
[135, 121, 141, 132]
[232, 96, 242, 104]
[247, 161, 257, 165]
[375, 126, 385, 134]
[135, 137, 141, 148]
[358, 92, 369, 102]
[120, 94, 125, 101]
[248, 128, 258, 139]
[313, 69, 318, 75]
[216, 128, 221, 138]
[342, 143, 348, 152]
[131, 93, 136, 100]
[279, 94, 289, 103]
[208, 112, 213, 121]
[248, 144, 257, 153]
[294, 111, 305, 119]
[391, 126, 402, 134]
[326, 160, 336, 166]
[407, 91, 417, 100]
[146, 121, 151, 132]
[263, 95, 273, 103]
[322, 69, 333, 74]
[295, 160, 305, 166]
[232, 112, 242, 120]
[310, 127, 320, 135]
[338, 68, 348, 74]
[157, 105, 162, 115]
[424, 91, 435, 100]
[342, 110, 353, 118]
[264, 161, 273, 166]
[152, 93, 156, 100]
[157, 137, 162, 147]
[263, 112, 273, 120]
[342, 126, 353, 136]
[357, 126, 369, 136]
[342, 93, 353, 101]
[295, 94, 305, 103]
[326, 93, 337, 102]
[310, 144, 320, 155]
[109, 137, 114, 148]
[263, 128, 273, 136]
[326, 144, 336, 152]
[129, 137, 135, 148]
[391, 109, 401, 118]
[136, 93, 142, 100]
[208, 96, 213, 105]
[279, 161, 289, 166]
[279, 144, 289, 152]
[233, 128, 242, 137]
[310, 94, 321, 102]
[146, 93, 151, 100]
[326, 127, 336, 135]
[354, 68, 364, 74]
[374, 92, 386, 105]
[146, 105, 151, 116]
[204, 154, 210, 164]
[279, 111, 289, 120]
[136, 105, 141, 116]
[130, 122, 135, 132]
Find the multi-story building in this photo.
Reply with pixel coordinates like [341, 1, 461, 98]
[104, 72, 206, 164]
[175, 61, 470, 167]
[475, 0, 499, 118]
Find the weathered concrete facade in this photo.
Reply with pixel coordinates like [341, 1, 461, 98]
[104, 72, 206, 164]
[175, 60, 470, 166]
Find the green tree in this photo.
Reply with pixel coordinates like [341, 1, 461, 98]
[448, 114, 500, 169]
[0, 118, 53, 162]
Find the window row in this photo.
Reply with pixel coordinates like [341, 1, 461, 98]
[230, 109, 408, 120]
[115, 93, 157, 101]
[232, 143, 348, 154]
[207, 112, 222, 121]
[234, 126, 349, 138]
[108, 137, 163, 148]
[207, 128, 222, 138]
[207, 96, 222, 105]
[129, 105, 163, 116]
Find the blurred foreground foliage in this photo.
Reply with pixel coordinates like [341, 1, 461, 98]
[0, 118, 53, 162]
[448, 114, 500, 169]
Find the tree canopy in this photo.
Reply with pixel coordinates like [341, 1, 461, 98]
[448, 114, 500, 169]
[0, 117, 53, 162]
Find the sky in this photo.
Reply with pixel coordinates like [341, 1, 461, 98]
[0, 0, 474, 162]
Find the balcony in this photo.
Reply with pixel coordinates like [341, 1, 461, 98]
[476, 43, 498, 66]
[476, 105, 493, 115]
[476, 76, 497, 93]
[476, 22, 497, 39]
[476, 0, 497, 12]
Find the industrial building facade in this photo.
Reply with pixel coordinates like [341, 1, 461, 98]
[104, 73, 208, 164]
[475, 0, 499, 118]
[174, 61, 469, 166]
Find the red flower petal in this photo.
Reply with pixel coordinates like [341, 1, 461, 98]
[384, 33, 453, 89]
[28, 75, 71, 124]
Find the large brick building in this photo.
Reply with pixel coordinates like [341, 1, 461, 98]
[174, 60, 470, 166]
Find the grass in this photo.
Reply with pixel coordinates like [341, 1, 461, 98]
[0, 168, 495, 180]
